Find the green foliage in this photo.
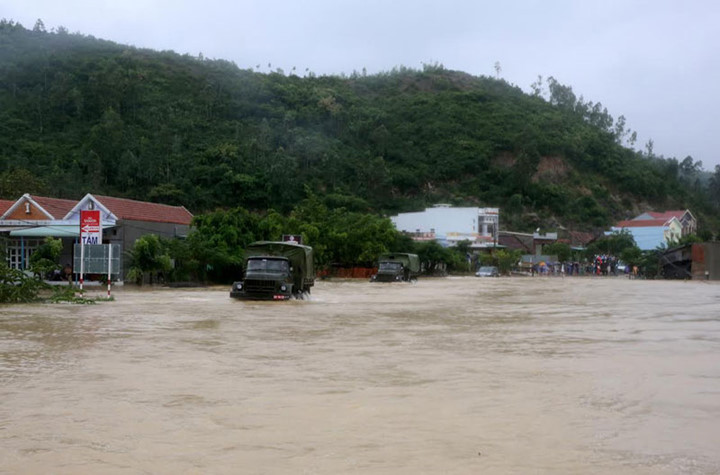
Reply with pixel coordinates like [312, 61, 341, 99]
[542, 242, 572, 262]
[28, 236, 63, 278]
[126, 234, 173, 285]
[188, 207, 259, 279]
[672, 233, 703, 247]
[49, 286, 97, 304]
[494, 249, 522, 275]
[639, 250, 662, 279]
[619, 246, 642, 267]
[0, 263, 48, 302]
[585, 230, 637, 257]
[0, 21, 717, 237]
[416, 240, 453, 275]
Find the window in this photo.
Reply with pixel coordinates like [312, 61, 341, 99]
[246, 258, 289, 273]
[6, 238, 44, 270]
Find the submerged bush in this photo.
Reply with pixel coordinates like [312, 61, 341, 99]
[0, 264, 48, 303]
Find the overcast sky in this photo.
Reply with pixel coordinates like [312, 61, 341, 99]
[4, 0, 720, 170]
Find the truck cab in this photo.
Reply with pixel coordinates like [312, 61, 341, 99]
[371, 253, 420, 282]
[230, 241, 314, 300]
[230, 256, 294, 300]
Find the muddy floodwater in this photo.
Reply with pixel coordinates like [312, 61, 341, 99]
[1, 277, 719, 474]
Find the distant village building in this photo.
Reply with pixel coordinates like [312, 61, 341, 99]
[660, 242, 720, 280]
[631, 210, 696, 236]
[610, 209, 695, 251]
[0, 193, 193, 280]
[390, 205, 499, 248]
[611, 216, 682, 251]
[498, 230, 597, 254]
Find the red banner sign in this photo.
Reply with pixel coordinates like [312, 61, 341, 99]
[80, 210, 102, 244]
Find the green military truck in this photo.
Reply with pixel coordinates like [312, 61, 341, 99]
[230, 241, 314, 300]
[371, 253, 420, 282]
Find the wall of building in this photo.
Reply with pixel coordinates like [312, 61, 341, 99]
[5, 200, 48, 220]
[391, 206, 499, 245]
[612, 226, 665, 251]
[110, 220, 190, 280]
[692, 242, 720, 280]
[663, 220, 682, 244]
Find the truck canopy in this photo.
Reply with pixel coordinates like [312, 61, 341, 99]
[378, 253, 420, 273]
[245, 241, 314, 280]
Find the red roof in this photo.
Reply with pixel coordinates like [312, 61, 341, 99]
[94, 195, 193, 225]
[646, 210, 686, 220]
[31, 196, 78, 218]
[568, 231, 596, 246]
[616, 219, 670, 228]
[0, 199, 13, 215]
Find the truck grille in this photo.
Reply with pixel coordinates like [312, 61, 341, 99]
[375, 273, 399, 282]
[243, 279, 276, 293]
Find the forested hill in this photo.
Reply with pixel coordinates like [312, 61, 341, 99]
[1, 20, 718, 234]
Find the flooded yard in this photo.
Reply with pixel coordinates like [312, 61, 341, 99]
[1, 277, 719, 474]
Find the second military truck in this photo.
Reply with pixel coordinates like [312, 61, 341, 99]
[371, 253, 420, 282]
[230, 241, 314, 300]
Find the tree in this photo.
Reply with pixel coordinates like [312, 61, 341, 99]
[708, 165, 720, 208]
[416, 240, 453, 275]
[29, 236, 63, 278]
[0, 263, 48, 303]
[619, 245, 642, 267]
[126, 234, 173, 285]
[586, 230, 637, 257]
[494, 61, 502, 78]
[495, 249, 521, 275]
[32, 19, 46, 33]
[530, 75, 544, 97]
[0, 169, 47, 199]
[543, 242, 572, 262]
[187, 207, 259, 282]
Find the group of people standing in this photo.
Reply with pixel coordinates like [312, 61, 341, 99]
[530, 255, 628, 277]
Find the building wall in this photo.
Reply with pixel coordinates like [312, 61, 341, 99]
[664, 220, 682, 243]
[693, 242, 720, 280]
[111, 219, 190, 279]
[680, 214, 697, 235]
[391, 206, 499, 245]
[5, 200, 49, 220]
[612, 226, 665, 250]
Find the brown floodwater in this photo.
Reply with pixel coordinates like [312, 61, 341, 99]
[0, 276, 719, 474]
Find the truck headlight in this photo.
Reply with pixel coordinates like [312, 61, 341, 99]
[280, 285, 287, 292]
[236, 283, 243, 290]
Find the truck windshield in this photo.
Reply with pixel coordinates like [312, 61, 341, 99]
[379, 261, 403, 271]
[247, 259, 289, 273]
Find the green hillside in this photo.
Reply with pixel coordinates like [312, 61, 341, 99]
[1, 19, 718, 234]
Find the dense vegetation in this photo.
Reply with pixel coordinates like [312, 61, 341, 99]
[2, 19, 719, 233]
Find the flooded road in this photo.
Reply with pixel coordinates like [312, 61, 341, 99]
[1, 277, 719, 474]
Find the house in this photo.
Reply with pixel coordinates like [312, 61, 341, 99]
[0, 193, 193, 280]
[391, 205, 499, 248]
[1, 195, 79, 271]
[499, 229, 597, 255]
[632, 209, 696, 236]
[660, 242, 720, 280]
[611, 217, 682, 251]
[0, 199, 14, 215]
[498, 231, 533, 253]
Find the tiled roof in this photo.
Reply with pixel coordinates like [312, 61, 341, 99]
[568, 231, 596, 245]
[647, 210, 686, 220]
[498, 234, 532, 252]
[93, 195, 193, 225]
[615, 219, 670, 228]
[0, 199, 13, 215]
[31, 196, 78, 218]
